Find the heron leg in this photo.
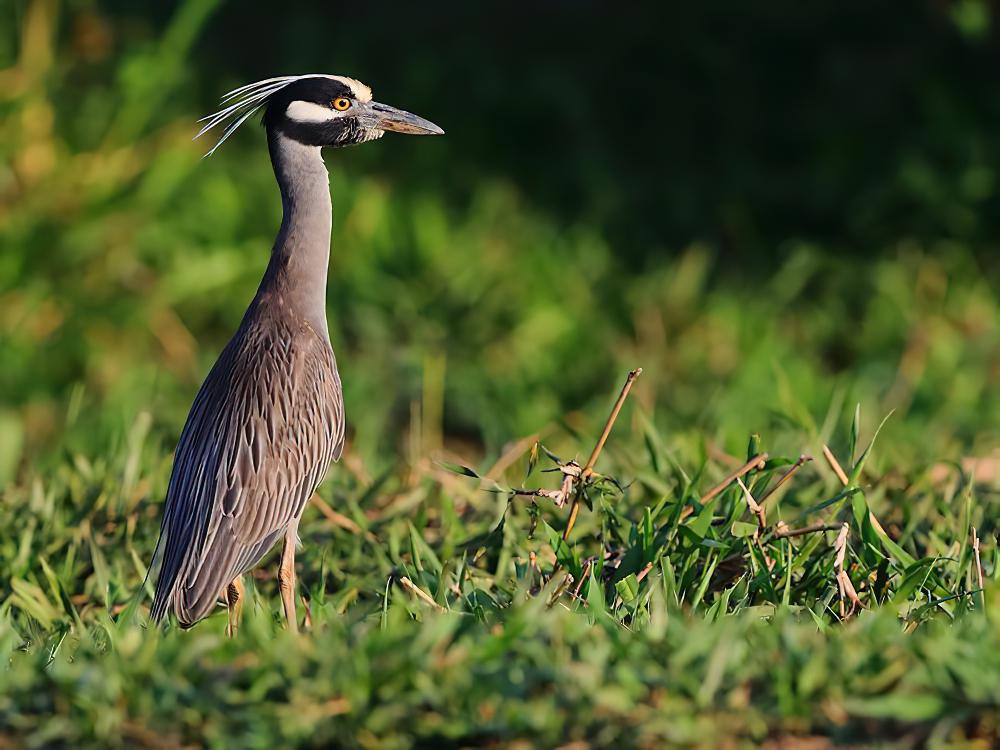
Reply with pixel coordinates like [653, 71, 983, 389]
[278, 518, 299, 634]
[225, 576, 244, 638]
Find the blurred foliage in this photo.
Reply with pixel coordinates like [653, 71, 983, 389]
[1, 0, 999, 747]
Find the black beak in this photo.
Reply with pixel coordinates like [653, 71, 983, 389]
[370, 102, 444, 135]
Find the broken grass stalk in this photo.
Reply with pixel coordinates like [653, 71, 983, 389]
[562, 368, 642, 542]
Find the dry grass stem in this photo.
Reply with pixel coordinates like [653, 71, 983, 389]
[772, 522, 843, 540]
[561, 368, 642, 542]
[636, 562, 654, 583]
[398, 576, 446, 612]
[582, 368, 643, 480]
[737, 476, 766, 527]
[572, 559, 593, 598]
[822, 445, 850, 486]
[759, 454, 813, 505]
[310, 494, 363, 535]
[680, 452, 768, 521]
[737, 476, 774, 570]
[833, 523, 862, 618]
[546, 571, 576, 608]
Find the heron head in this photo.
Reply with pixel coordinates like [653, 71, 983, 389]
[266, 75, 443, 147]
[196, 74, 443, 156]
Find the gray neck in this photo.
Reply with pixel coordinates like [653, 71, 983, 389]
[259, 130, 332, 336]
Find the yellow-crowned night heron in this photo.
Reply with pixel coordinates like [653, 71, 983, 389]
[148, 74, 443, 633]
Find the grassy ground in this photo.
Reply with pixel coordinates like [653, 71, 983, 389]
[1, 379, 998, 748]
[2, 2, 1000, 748]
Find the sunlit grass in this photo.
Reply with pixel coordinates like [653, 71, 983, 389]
[1, 0, 998, 747]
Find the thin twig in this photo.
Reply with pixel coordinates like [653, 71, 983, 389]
[759, 454, 813, 505]
[397, 576, 446, 612]
[636, 562, 654, 583]
[770, 522, 842, 540]
[562, 368, 642, 541]
[583, 368, 643, 480]
[700, 454, 769, 505]
[572, 559, 593, 599]
[546, 571, 576, 608]
[310, 494, 363, 534]
[822, 445, 850, 486]
[680, 453, 768, 521]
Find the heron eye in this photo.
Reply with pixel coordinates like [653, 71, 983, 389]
[332, 98, 352, 111]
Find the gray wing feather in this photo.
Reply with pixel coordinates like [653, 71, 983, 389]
[151, 320, 343, 626]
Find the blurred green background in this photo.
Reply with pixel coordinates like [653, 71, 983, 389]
[1, 0, 998, 480]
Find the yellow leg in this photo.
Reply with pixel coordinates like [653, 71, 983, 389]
[226, 576, 244, 638]
[278, 518, 299, 634]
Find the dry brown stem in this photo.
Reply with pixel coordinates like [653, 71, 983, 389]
[561, 368, 642, 542]
[636, 562, 654, 583]
[833, 523, 862, 619]
[759, 454, 813, 505]
[772, 522, 842, 540]
[679, 452, 768, 522]
[310, 493, 363, 535]
[737, 476, 774, 570]
[398, 576, 446, 612]
[822, 445, 850, 486]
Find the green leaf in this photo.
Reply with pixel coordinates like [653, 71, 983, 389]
[691, 552, 720, 610]
[615, 573, 640, 604]
[642, 507, 654, 558]
[806, 607, 828, 632]
[8, 579, 60, 630]
[849, 402, 861, 465]
[797, 487, 861, 519]
[543, 520, 580, 577]
[437, 461, 479, 479]
[849, 410, 894, 487]
[408, 522, 442, 574]
[844, 694, 945, 721]
[659, 556, 679, 607]
[689, 502, 715, 538]
[585, 569, 609, 619]
[892, 558, 938, 603]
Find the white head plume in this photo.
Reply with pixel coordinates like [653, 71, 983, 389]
[194, 74, 373, 157]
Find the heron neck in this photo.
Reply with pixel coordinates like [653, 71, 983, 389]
[261, 130, 333, 336]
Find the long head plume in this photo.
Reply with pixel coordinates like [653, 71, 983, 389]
[194, 74, 372, 157]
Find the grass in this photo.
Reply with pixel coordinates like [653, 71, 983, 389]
[1, 374, 997, 747]
[2, 1, 1000, 747]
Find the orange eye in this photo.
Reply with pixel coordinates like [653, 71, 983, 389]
[332, 97, 351, 111]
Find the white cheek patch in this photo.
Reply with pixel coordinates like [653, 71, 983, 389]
[285, 100, 338, 123]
